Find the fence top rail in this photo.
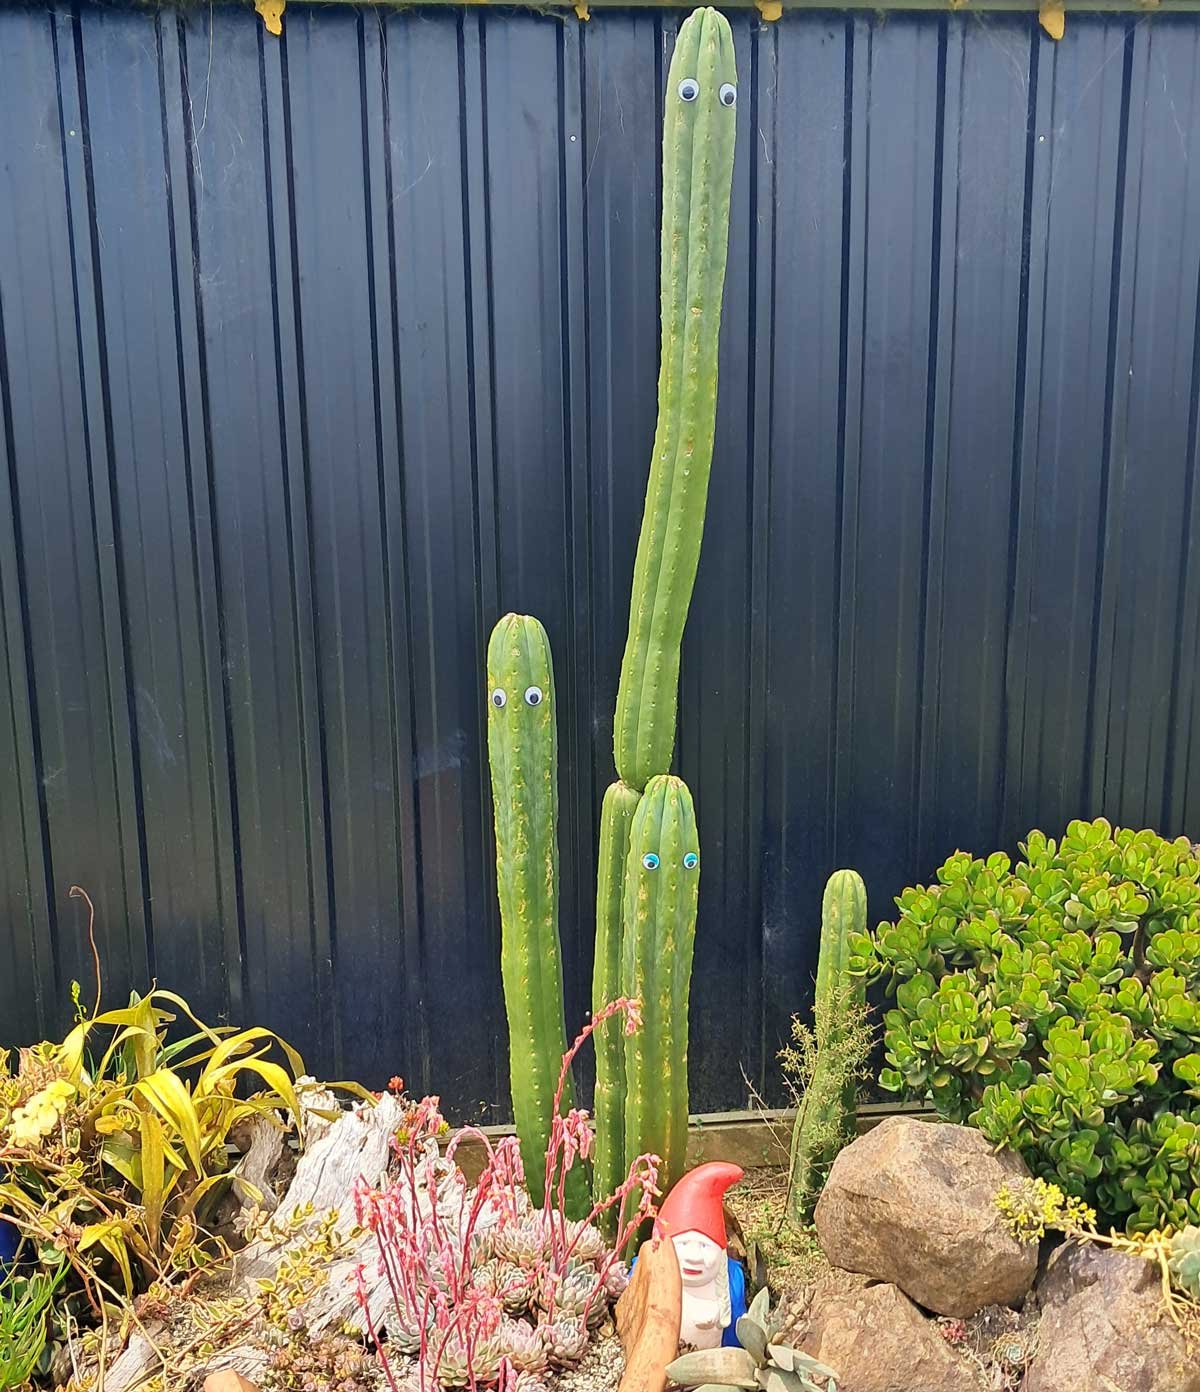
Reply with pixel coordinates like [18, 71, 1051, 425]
[96, 0, 1200, 14]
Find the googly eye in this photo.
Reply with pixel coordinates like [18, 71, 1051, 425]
[683, 852, 699, 870]
[642, 852, 661, 871]
[719, 83, 736, 108]
[490, 689, 507, 708]
[678, 77, 700, 103]
[524, 686, 544, 707]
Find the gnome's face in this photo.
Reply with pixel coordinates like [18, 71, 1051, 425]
[672, 1230, 724, 1287]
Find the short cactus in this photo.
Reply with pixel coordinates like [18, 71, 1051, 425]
[787, 869, 869, 1222]
[486, 614, 585, 1213]
[1168, 1225, 1200, 1300]
[621, 775, 701, 1197]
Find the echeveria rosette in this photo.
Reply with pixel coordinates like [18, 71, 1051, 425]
[856, 818, 1200, 1232]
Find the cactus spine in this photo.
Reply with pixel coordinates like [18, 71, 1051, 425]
[486, 614, 586, 1212]
[612, 7, 738, 793]
[787, 869, 868, 1222]
[591, 781, 642, 1231]
[621, 775, 701, 1195]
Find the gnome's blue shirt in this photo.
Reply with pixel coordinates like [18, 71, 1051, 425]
[723, 1254, 748, 1346]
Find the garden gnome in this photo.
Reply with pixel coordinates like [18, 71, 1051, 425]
[656, 1161, 747, 1349]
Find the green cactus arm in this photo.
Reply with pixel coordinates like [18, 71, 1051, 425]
[787, 869, 868, 1222]
[613, 7, 738, 792]
[486, 613, 586, 1212]
[621, 774, 701, 1196]
[591, 780, 642, 1226]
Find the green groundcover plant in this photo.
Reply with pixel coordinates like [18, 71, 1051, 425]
[851, 819, 1200, 1233]
[0, 1265, 62, 1389]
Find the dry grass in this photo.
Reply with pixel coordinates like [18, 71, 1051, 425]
[726, 1167, 833, 1305]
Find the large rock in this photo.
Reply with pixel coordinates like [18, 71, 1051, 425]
[797, 1282, 986, 1392]
[1022, 1243, 1200, 1392]
[813, 1117, 1037, 1317]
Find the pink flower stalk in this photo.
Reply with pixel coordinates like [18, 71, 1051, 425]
[354, 1002, 658, 1392]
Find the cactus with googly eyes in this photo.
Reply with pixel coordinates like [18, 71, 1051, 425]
[612, 6, 738, 794]
[620, 774, 701, 1200]
[486, 612, 585, 1212]
[592, 8, 736, 1213]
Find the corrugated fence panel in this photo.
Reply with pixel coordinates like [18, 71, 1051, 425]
[2, 1, 1200, 1116]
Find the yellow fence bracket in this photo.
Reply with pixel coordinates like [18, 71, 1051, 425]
[1038, 0, 1065, 35]
[255, 0, 285, 35]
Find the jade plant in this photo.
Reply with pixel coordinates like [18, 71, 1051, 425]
[786, 870, 872, 1223]
[666, 1287, 838, 1392]
[593, 4, 739, 1212]
[852, 819, 1200, 1232]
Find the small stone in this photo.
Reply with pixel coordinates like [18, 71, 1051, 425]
[1021, 1243, 1200, 1392]
[813, 1117, 1038, 1318]
[797, 1283, 986, 1392]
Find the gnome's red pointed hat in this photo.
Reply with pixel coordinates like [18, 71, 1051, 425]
[655, 1161, 744, 1248]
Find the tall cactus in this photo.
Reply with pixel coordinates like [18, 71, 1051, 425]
[486, 613, 586, 1212]
[591, 781, 641, 1231]
[591, 9, 737, 1207]
[787, 869, 868, 1222]
[621, 775, 701, 1196]
[612, 6, 738, 793]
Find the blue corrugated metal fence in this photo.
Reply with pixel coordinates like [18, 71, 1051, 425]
[1, 1, 1198, 1117]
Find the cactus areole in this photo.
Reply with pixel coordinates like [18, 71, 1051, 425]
[613, 6, 738, 792]
[486, 613, 580, 1209]
[621, 774, 701, 1194]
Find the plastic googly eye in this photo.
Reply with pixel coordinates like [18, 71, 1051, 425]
[643, 852, 661, 871]
[491, 689, 507, 708]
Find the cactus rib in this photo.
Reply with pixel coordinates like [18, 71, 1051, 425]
[613, 7, 738, 792]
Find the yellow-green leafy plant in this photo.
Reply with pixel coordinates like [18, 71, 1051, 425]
[0, 896, 307, 1304]
[0, 1264, 63, 1390]
[994, 1177, 1097, 1245]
